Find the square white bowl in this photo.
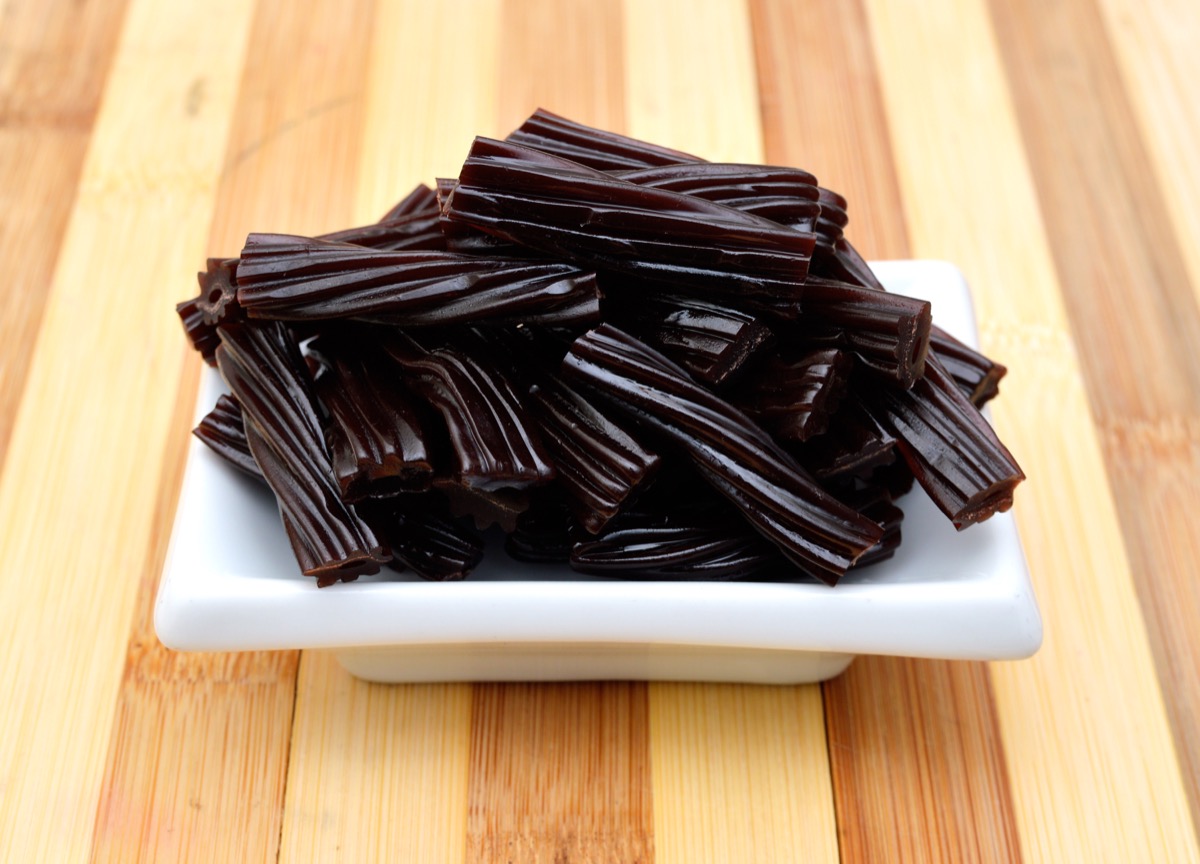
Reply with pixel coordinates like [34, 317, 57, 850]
[155, 260, 1041, 683]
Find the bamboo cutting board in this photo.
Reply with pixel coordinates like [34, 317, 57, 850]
[2, 0, 1199, 861]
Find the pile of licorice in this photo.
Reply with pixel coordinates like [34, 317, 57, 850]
[177, 109, 1022, 588]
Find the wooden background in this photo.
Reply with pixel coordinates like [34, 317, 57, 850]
[1, 0, 1198, 860]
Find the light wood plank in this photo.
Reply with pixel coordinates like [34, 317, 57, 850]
[648, 684, 836, 864]
[623, 5, 837, 861]
[277, 2, 498, 858]
[467, 683, 653, 863]
[622, 0, 763, 162]
[496, 0, 626, 137]
[987, 0, 1200, 831]
[1096, 0, 1200, 308]
[88, 1, 379, 859]
[865, 1, 1200, 860]
[749, 4, 1025, 861]
[0, 0, 257, 858]
[0, 0, 131, 468]
[279, 655, 473, 863]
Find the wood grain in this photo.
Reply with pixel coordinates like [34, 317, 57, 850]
[866, 0, 1200, 859]
[0, 0, 131, 468]
[648, 684, 836, 864]
[1095, 0, 1200, 307]
[468, 683, 652, 863]
[0, 0, 257, 858]
[987, 0, 1200, 830]
[88, 1, 379, 859]
[622, 4, 837, 861]
[279, 656, 473, 863]
[275, 2, 498, 859]
[497, 0, 626, 137]
[751, 3, 1024, 861]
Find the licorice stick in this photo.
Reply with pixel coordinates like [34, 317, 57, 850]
[444, 138, 814, 307]
[788, 276, 932, 388]
[235, 233, 601, 328]
[378, 331, 556, 492]
[525, 371, 661, 534]
[368, 501, 484, 581]
[562, 324, 883, 584]
[193, 393, 262, 480]
[795, 397, 897, 481]
[929, 324, 1007, 407]
[866, 356, 1024, 528]
[215, 321, 388, 585]
[311, 337, 434, 501]
[605, 289, 776, 388]
[570, 519, 781, 580]
[737, 349, 854, 442]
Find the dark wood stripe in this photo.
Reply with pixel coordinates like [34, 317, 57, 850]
[468, 683, 654, 863]
[465, 5, 654, 861]
[988, 0, 1200, 831]
[0, 0, 132, 472]
[750, 2, 1025, 861]
[89, 0, 378, 859]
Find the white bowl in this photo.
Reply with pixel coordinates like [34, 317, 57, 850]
[155, 260, 1041, 683]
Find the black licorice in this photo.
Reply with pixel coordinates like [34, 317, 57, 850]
[180, 110, 1022, 586]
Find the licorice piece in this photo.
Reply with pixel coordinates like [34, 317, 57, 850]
[525, 372, 661, 534]
[562, 325, 883, 584]
[795, 397, 897, 481]
[606, 289, 776, 389]
[929, 324, 1007, 407]
[444, 138, 814, 307]
[215, 321, 388, 585]
[866, 356, 1024, 528]
[737, 349, 853, 442]
[379, 331, 556, 492]
[193, 394, 263, 480]
[312, 338, 434, 501]
[789, 277, 932, 388]
[235, 233, 601, 328]
[368, 500, 484, 582]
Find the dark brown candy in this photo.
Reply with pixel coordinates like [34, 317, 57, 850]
[504, 494, 580, 563]
[737, 349, 853, 442]
[176, 258, 242, 365]
[526, 371, 661, 534]
[378, 183, 440, 221]
[607, 289, 775, 389]
[506, 107, 701, 171]
[433, 479, 531, 533]
[379, 331, 556, 492]
[569, 509, 783, 580]
[830, 483, 905, 569]
[615, 163, 821, 233]
[369, 500, 484, 581]
[215, 321, 388, 586]
[562, 325, 883, 584]
[311, 338, 434, 501]
[929, 324, 1007, 407]
[236, 234, 601, 329]
[789, 276, 932, 388]
[193, 393, 262, 481]
[317, 210, 446, 252]
[176, 296, 221, 366]
[795, 397, 897, 481]
[866, 356, 1024, 528]
[444, 138, 814, 307]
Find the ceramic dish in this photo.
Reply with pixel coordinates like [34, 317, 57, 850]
[155, 260, 1041, 683]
